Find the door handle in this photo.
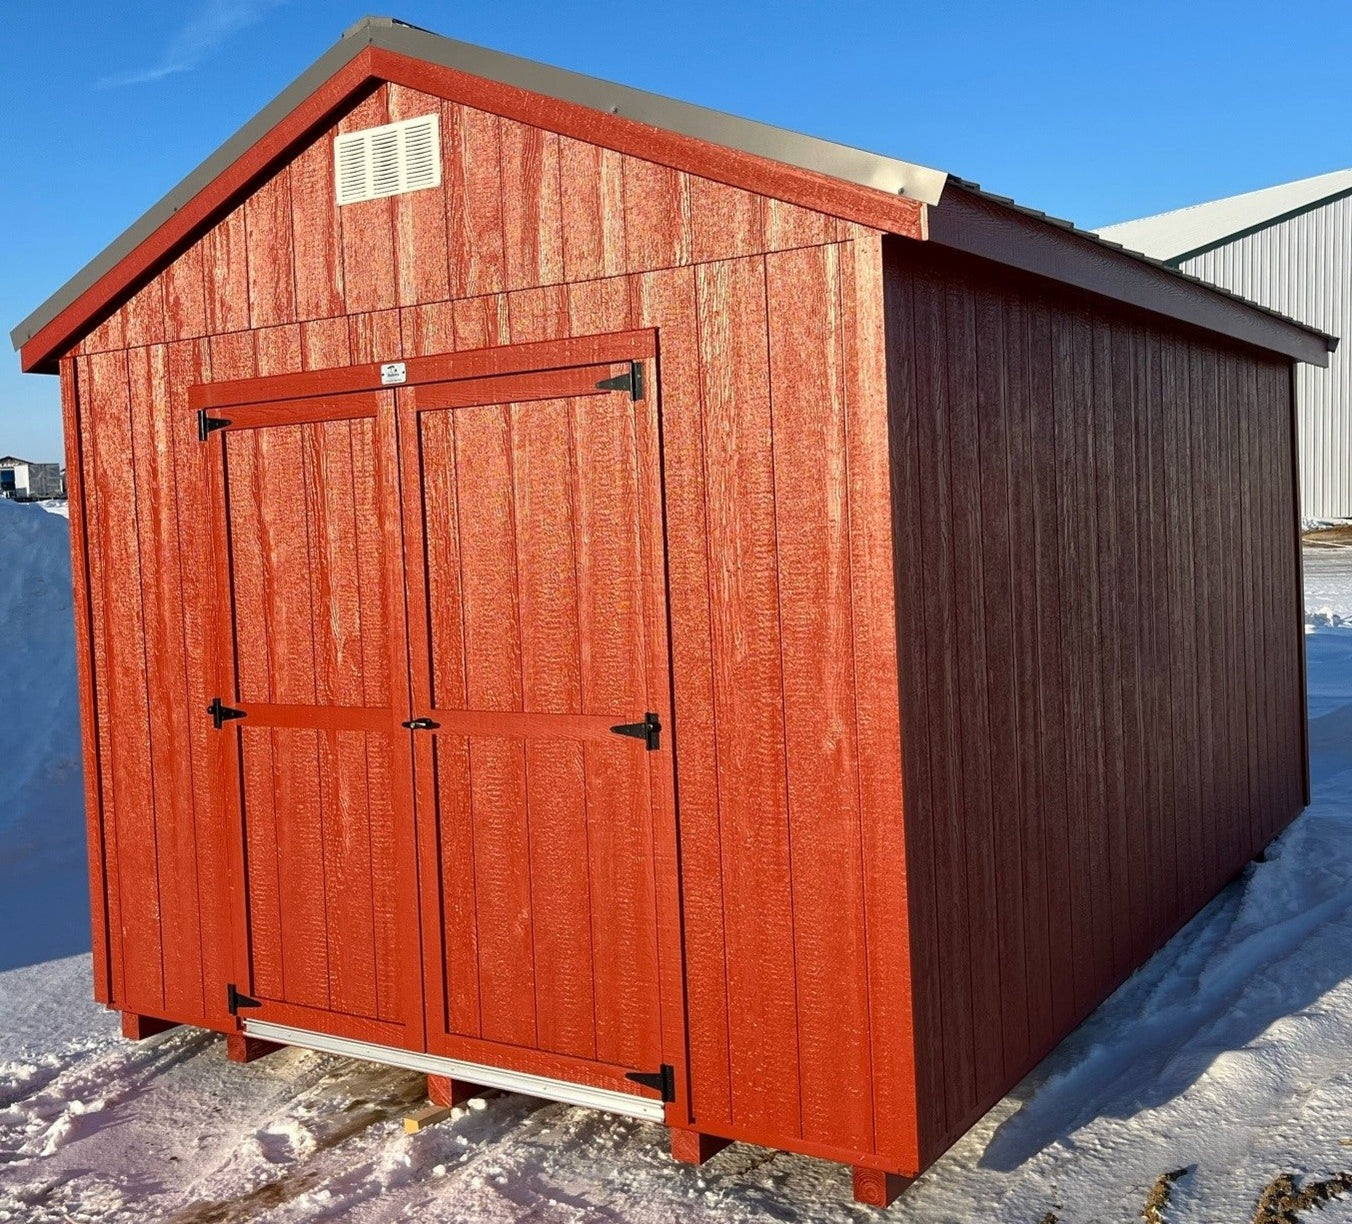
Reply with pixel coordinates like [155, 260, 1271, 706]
[610, 712, 661, 750]
[401, 717, 440, 730]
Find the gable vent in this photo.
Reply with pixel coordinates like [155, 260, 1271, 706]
[334, 113, 441, 205]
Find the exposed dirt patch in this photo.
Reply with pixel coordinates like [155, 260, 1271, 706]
[1141, 1167, 1189, 1223]
[1303, 525, 1352, 547]
[1251, 1171, 1352, 1223]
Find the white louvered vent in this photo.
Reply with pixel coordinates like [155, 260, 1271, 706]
[333, 113, 441, 205]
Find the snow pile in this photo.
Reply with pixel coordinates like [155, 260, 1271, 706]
[0, 500, 85, 972]
[1307, 607, 1348, 630]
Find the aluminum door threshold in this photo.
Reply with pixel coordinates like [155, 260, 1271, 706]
[242, 1019, 667, 1123]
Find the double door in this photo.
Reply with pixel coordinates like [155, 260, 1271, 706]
[202, 337, 678, 1108]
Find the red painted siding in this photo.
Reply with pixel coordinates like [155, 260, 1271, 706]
[60, 83, 920, 1173]
[884, 243, 1307, 1166]
[46, 65, 1307, 1189]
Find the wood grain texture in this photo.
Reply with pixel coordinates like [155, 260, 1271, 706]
[127, 340, 203, 1020]
[65, 83, 909, 365]
[445, 103, 506, 299]
[766, 244, 871, 1151]
[560, 137, 627, 282]
[49, 43, 1307, 1189]
[84, 347, 163, 1012]
[403, 359, 671, 1084]
[60, 359, 113, 1005]
[209, 373, 418, 1041]
[289, 130, 345, 320]
[191, 330, 652, 409]
[631, 266, 731, 1127]
[338, 90, 397, 316]
[885, 242, 1307, 1167]
[670, 1130, 732, 1165]
[245, 167, 297, 329]
[695, 255, 799, 1138]
[388, 83, 451, 307]
[852, 1167, 910, 1208]
[165, 337, 226, 1023]
[500, 121, 563, 291]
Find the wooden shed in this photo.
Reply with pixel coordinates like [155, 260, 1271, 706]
[11, 17, 1334, 1205]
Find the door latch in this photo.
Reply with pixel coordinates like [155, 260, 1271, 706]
[401, 717, 440, 730]
[610, 712, 661, 751]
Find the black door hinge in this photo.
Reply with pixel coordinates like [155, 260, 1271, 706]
[595, 361, 644, 401]
[625, 1063, 676, 1103]
[610, 712, 661, 751]
[197, 409, 231, 442]
[226, 983, 262, 1016]
[207, 697, 247, 729]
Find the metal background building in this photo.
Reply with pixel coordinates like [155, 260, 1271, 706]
[1101, 170, 1352, 520]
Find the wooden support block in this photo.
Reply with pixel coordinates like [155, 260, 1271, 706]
[404, 1103, 457, 1134]
[670, 1128, 732, 1165]
[120, 1012, 178, 1040]
[427, 1073, 479, 1108]
[852, 1166, 910, 1207]
[226, 1032, 281, 1063]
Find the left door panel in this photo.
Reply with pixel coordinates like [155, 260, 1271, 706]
[204, 390, 423, 1049]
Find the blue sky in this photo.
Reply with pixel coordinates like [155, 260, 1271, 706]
[5, 0, 1352, 461]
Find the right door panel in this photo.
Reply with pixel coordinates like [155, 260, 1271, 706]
[399, 360, 675, 1097]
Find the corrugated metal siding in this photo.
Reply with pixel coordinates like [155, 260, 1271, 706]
[1181, 194, 1352, 519]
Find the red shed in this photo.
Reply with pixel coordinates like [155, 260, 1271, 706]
[11, 17, 1334, 1205]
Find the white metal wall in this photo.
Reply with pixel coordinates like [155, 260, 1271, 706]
[1181, 193, 1352, 520]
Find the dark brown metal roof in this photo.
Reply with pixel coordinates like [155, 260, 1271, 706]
[10, 15, 1337, 368]
[931, 181, 1337, 366]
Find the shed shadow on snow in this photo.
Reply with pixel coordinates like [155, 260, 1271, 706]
[0, 501, 89, 975]
[978, 631, 1352, 1174]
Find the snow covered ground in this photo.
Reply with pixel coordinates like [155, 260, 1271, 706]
[0, 499, 86, 972]
[4, 502, 1352, 1221]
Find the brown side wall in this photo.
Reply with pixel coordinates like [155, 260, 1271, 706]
[884, 240, 1307, 1166]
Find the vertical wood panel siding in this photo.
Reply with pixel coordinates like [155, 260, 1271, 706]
[885, 243, 1307, 1163]
[1181, 193, 1352, 520]
[63, 83, 918, 1167]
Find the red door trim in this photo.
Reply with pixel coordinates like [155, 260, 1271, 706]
[227, 702, 394, 734]
[189, 329, 656, 411]
[422, 709, 635, 743]
[396, 335, 688, 1118]
[204, 387, 426, 1051]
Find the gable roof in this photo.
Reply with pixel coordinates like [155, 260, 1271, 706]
[9, 16, 941, 373]
[10, 16, 1337, 373]
[1097, 167, 1352, 264]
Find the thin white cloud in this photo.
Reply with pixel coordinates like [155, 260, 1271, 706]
[96, 0, 285, 89]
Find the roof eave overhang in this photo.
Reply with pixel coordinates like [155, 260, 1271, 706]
[926, 185, 1336, 367]
[13, 17, 940, 374]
